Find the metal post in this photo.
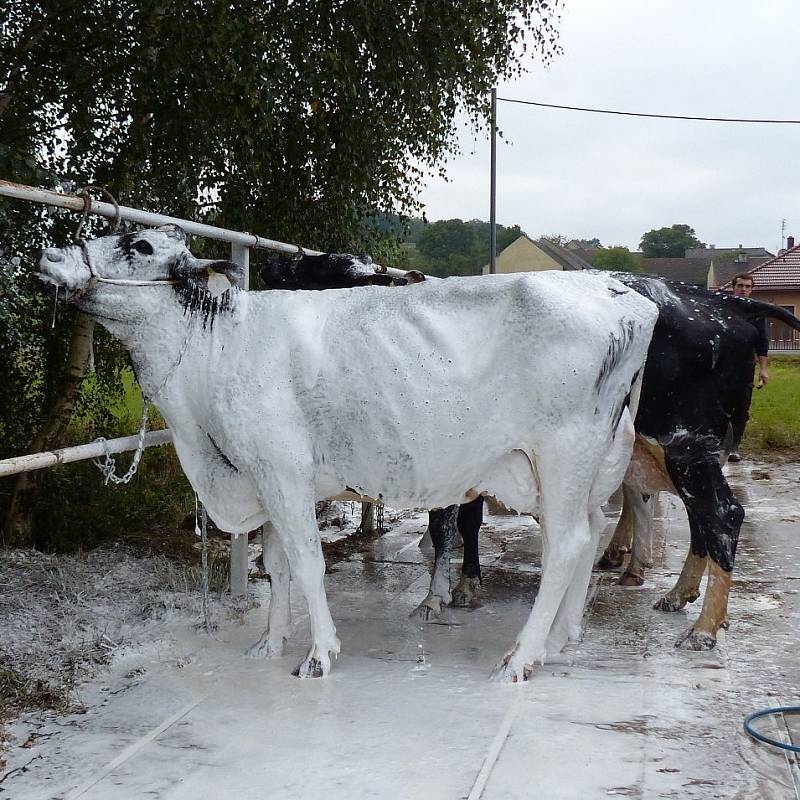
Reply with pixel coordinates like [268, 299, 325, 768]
[228, 242, 251, 597]
[231, 242, 250, 290]
[489, 87, 497, 275]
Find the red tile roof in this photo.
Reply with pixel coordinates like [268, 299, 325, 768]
[719, 244, 800, 290]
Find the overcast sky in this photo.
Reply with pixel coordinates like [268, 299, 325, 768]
[418, 0, 799, 253]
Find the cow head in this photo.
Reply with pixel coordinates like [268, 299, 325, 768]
[37, 226, 245, 323]
[260, 252, 393, 291]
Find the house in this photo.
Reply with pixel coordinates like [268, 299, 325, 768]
[482, 235, 593, 275]
[633, 244, 772, 288]
[715, 237, 800, 350]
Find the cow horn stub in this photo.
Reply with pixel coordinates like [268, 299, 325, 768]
[156, 224, 187, 242]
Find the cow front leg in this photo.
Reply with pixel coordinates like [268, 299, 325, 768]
[247, 522, 292, 658]
[262, 494, 339, 677]
[452, 497, 484, 607]
[410, 506, 458, 621]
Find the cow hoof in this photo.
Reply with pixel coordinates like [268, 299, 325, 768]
[675, 628, 717, 651]
[490, 659, 534, 684]
[618, 571, 644, 587]
[451, 576, 481, 608]
[596, 552, 624, 571]
[653, 595, 685, 613]
[292, 657, 326, 678]
[410, 593, 445, 622]
[246, 636, 286, 659]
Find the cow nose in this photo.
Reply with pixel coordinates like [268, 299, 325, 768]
[42, 248, 65, 263]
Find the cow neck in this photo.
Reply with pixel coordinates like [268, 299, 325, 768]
[123, 294, 209, 405]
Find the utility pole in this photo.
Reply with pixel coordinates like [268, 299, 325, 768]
[489, 87, 497, 274]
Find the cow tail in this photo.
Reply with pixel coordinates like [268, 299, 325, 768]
[729, 296, 800, 331]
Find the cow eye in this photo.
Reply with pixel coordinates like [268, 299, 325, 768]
[133, 240, 154, 255]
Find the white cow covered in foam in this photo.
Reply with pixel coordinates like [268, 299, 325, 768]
[38, 227, 657, 681]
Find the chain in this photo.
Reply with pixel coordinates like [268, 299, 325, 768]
[92, 402, 150, 485]
[74, 185, 121, 243]
[148, 321, 196, 403]
[197, 496, 211, 633]
[376, 500, 385, 535]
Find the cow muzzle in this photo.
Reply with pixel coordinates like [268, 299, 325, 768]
[36, 247, 91, 295]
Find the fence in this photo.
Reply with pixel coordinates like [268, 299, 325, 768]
[0, 179, 408, 594]
[770, 337, 800, 352]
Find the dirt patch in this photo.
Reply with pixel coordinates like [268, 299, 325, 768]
[322, 527, 379, 570]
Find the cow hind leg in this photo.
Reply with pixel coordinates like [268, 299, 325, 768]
[247, 522, 292, 658]
[546, 506, 607, 657]
[410, 506, 458, 622]
[662, 446, 743, 650]
[653, 549, 706, 612]
[618, 487, 654, 586]
[675, 561, 732, 650]
[596, 488, 632, 571]
[451, 497, 484, 607]
[491, 462, 594, 683]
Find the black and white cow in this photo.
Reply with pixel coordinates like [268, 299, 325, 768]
[438, 275, 800, 650]
[37, 228, 657, 681]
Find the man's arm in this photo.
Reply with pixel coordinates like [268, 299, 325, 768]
[757, 354, 769, 387]
[757, 318, 769, 387]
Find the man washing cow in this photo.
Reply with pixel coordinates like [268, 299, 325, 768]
[37, 227, 657, 681]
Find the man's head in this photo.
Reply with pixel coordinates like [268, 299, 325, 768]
[732, 273, 754, 297]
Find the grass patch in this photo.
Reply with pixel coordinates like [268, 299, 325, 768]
[742, 356, 800, 454]
[0, 664, 74, 724]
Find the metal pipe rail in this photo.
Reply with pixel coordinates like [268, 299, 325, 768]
[0, 179, 410, 279]
[0, 429, 173, 479]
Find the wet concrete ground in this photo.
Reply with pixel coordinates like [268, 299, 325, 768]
[2, 459, 799, 799]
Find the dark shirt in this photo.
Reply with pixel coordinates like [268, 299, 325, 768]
[753, 317, 769, 358]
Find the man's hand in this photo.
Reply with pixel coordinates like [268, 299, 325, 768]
[757, 368, 769, 388]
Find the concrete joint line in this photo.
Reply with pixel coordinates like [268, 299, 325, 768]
[61, 695, 207, 800]
[467, 698, 523, 799]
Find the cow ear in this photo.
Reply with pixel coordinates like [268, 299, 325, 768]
[204, 260, 245, 296]
[156, 224, 187, 242]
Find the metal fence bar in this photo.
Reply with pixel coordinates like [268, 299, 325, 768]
[229, 241, 252, 596]
[770, 339, 800, 351]
[0, 429, 173, 478]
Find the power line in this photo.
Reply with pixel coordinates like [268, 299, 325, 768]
[496, 97, 800, 124]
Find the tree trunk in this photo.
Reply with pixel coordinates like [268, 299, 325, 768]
[2, 313, 95, 547]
